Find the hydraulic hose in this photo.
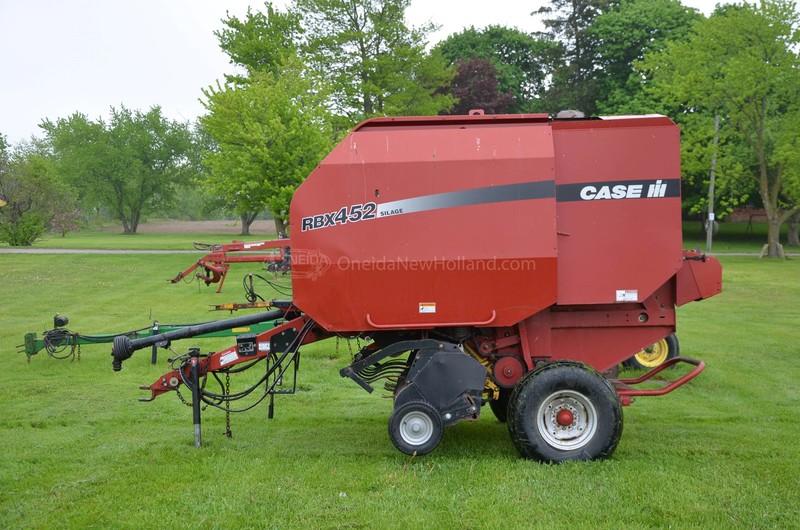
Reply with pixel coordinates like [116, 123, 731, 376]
[111, 309, 286, 371]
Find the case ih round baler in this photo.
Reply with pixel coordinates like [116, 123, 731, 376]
[112, 113, 722, 462]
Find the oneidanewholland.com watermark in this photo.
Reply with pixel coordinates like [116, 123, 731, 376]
[290, 250, 537, 280]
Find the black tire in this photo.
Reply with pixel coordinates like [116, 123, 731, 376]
[489, 388, 512, 423]
[388, 400, 444, 456]
[623, 333, 679, 370]
[507, 362, 623, 463]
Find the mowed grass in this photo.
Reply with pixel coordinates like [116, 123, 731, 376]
[1, 252, 798, 528]
[682, 220, 794, 253]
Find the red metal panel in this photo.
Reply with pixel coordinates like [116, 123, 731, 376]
[291, 116, 558, 331]
[553, 117, 683, 306]
[550, 325, 675, 372]
[521, 279, 679, 371]
[352, 113, 551, 131]
[676, 253, 723, 306]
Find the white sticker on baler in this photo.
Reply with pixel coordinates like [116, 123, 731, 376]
[616, 290, 638, 302]
[220, 351, 239, 366]
[419, 302, 437, 314]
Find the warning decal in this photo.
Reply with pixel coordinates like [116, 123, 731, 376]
[615, 290, 638, 302]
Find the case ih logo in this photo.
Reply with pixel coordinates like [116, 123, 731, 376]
[557, 178, 680, 202]
[579, 180, 668, 200]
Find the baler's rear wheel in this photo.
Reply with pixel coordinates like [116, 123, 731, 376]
[489, 388, 511, 423]
[624, 333, 679, 370]
[389, 400, 444, 456]
[508, 362, 622, 463]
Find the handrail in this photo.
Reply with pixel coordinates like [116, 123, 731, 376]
[614, 356, 705, 398]
[365, 310, 497, 330]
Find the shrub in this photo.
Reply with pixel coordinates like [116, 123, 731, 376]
[0, 212, 46, 246]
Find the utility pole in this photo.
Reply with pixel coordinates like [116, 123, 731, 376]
[706, 114, 720, 251]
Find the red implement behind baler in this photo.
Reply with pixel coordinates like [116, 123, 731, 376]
[114, 113, 721, 462]
[170, 239, 290, 293]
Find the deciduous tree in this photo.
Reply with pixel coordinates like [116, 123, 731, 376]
[534, 0, 616, 114]
[443, 57, 515, 115]
[436, 25, 559, 113]
[216, 3, 304, 82]
[42, 106, 195, 234]
[640, 0, 800, 257]
[0, 137, 78, 245]
[200, 58, 332, 236]
[591, 0, 701, 113]
[295, 0, 454, 124]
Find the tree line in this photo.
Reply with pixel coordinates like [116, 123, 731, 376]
[1, 0, 798, 256]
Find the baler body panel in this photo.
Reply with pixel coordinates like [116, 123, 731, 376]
[290, 113, 720, 369]
[291, 116, 559, 331]
[552, 117, 684, 306]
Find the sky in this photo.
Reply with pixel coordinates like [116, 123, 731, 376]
[0, 0, 722, 144]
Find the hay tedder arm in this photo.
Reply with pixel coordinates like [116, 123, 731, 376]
[171, 238, 290, 293]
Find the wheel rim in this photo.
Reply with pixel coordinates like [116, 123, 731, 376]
[633, 338, 669, 367]
[399, 410, 434, 446]
[536, 389, 598, 451]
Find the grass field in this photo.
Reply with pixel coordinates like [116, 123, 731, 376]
[1, 240, 799, 527]
[682, 220, 794, 254]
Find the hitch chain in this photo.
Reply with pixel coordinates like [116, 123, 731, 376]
[176, 386, 190, 407]
[175, 388, 192, 407]
[336, 335, 363, 360]
[224, 371, 232, 438]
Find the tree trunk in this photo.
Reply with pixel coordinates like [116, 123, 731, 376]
[240, 212, 258, 236]
[119, 214, 131, 234]
[112, 185, 133, 234]
[762, 216, 785, 258]
[274, 217, 287, 238]
[129, 209, 140, 234]
[753, 99, 784, 259]
[788, 211, 799, 247]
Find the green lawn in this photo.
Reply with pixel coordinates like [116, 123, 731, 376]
[1, 251, 798, 528]
[682, 220, 794, 253]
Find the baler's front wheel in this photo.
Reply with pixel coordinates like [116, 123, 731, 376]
[508, 362, 622, 463]
[389, 400, 444, 456]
